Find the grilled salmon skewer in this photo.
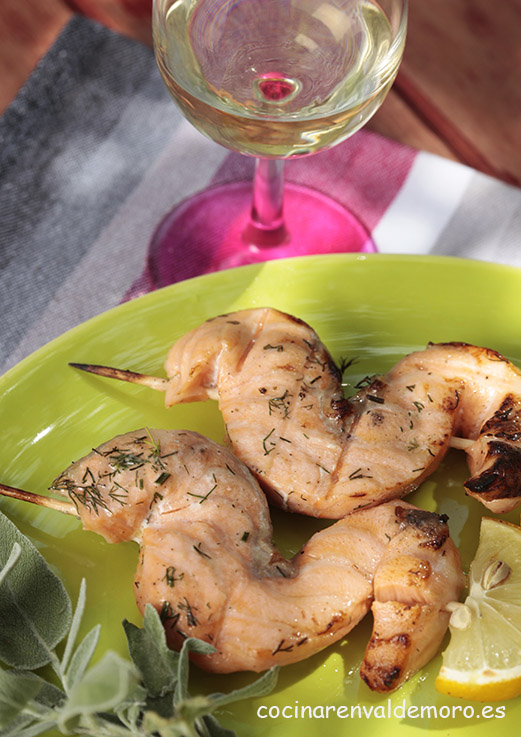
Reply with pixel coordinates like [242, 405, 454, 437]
[72, 308, 521, 517]
[0, 428, 464, 690]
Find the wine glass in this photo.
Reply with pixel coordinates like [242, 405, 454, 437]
[149, 0, 408, 287]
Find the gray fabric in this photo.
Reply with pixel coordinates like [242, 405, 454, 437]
[0, 16, 178, 360]
[432, 174, 521, 264]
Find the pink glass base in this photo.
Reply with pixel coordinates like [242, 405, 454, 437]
[147, 182, 376, 288]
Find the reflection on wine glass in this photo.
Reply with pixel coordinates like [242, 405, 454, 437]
[150, 0, 408, 287]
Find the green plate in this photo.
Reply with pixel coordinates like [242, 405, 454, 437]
[1, 254, 520, 736]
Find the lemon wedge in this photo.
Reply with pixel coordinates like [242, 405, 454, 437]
[436, 517, 521, 702]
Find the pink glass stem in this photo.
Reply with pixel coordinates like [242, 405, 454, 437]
[243, 158, 289, 247]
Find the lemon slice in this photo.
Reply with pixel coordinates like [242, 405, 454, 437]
[436, 517, 521, 702]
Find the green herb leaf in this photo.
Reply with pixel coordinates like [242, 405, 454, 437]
[56, 651, 139, 732]
[123, 604, 180, 699]
[60, 578, 87, 675]
[0, 668, 42, 728]
[0, 514, 279, 737]
[173, 662, 279, 735]
[208, 666, 279, 707]
[0, 715, 57, 737]
[175, 638, 216, 706]
[0, 544, 21, 589]
[26, 676, 65, 711]
[0, 511, 72, 669]
[63, 625, 101, 693]
[199, 714, 238, 737]
[0, 675, 64, 736]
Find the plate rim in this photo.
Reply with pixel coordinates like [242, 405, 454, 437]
[2, 253, 520, 389]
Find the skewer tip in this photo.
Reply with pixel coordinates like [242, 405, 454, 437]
[0, 483, 79, 517]
[69, 362, 168, 391]
[449, 436, 475, 451]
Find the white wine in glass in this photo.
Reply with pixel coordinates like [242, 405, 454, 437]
[150, 0, 408, 286]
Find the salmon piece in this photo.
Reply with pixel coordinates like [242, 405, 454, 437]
[50, 429, 464, 689]
[161, 310, 521, 515]
[398, 342, 521, 513]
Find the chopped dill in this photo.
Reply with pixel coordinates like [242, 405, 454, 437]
[51, 475, 110, 515]
[82, 467, 96, 485]
[272, 639, 294, 655]
[178, 598, 199, 627]
[367, 395, 385, 404]
[107, 449, 145, 474]
[160, 601, 180, 628]
[154, 472, 171, 485]
[193, 543, 211, 559]
[108, 481, 130, 506]
[338, 356, 358, 374]
[268, 390, 291, 418]
[263, 428, 277, 455]
[150, 491, 163, 508]
[164, 566, 184, 587]
[306, 355, 327, 371]
[355, 375, 374, 389]
[348, 468, 372, 480]
[187, 474, 217, 503]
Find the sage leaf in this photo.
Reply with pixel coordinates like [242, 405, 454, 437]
[0, 517, 278, 737]
[0, 666, 65, 736]
[0, 716, 56, 737]
[57, 651, 139, 732]
[60, 579, 87, 675]
[142, 706, 237, 737]
[113, 683, 148, 727]
[0, 668, 42, 728]
[63, 625, 101, 693]
[123, 604, 181, 698]
[208, 666, 279, 707]
[175, 638, 216, 705]
[175, 695, 214, 727]
[142, 709, 201, 737]
[0, 544, 21, 588]
[199, 714, 238, 737]
[175, 663, 279, 733]
[27, 676, 65, 711]
[0, 511, 72, 670]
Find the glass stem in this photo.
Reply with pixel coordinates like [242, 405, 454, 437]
[243, 158, 289, 247]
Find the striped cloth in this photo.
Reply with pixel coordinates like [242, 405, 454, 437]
[1, 16, 521, 375]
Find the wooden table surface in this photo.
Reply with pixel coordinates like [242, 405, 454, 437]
[1, 0, 519, 187]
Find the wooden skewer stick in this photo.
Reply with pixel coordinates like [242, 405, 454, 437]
[69, 363, 481, 453]
[449, 437, 475, 450]
[70, 364, 483, 452]
[0, 483, 79, 517]
[69, 363, 168, 392]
